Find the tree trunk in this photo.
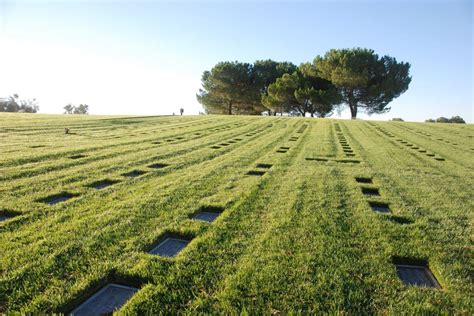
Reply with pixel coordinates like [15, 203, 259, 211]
[348, 90, 357, 119]
[228, 102, 232, 115]
[310, 112, 314, 118]
[350, 104, 357, 119]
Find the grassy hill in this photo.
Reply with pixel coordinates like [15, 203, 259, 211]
[0, 113, 472, 314]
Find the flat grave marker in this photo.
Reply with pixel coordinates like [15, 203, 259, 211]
[71, 283, 138, 316]
[210, 146, 221, 149]
[69, 154, 87, 159]
[306, 157, 329, 162]
[336, 159, 360, 164]
[388, 215, 413, 225]
[361, 187, 380, 196]
[149, 236, 190, 257]
[393, 259, 441, 288]
[192, 206, 224, 222]
[369, 201, 390, 213]
[148, 163, 170, 169]
[0, 211, 18, 222]
[89, 179, 118, 190]
[40, 192, 76, 205]
[256, 163, 273, 169]
[247, 170, 266, 176]
[122, 170, 147, 178]
[355, 177, 372, 184]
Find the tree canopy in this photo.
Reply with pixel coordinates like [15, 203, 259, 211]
[197, 48, 411, 119]
[263, 64, 340, 117]
[315, 48, 411, 119]
[64, 104, 89, 114]
[0, 94, 39, 113]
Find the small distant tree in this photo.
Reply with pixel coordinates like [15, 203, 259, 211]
[65, 104, 89, 114]
[64, 104, 74, 114]
[436, 117, 450, 123]
[449, 116, 465, 124]
[392, 118, 404, 121]
[425, 119, 435, 123]
[74, 104, 89, 114]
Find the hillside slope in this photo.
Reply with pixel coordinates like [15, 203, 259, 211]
[0, 114, 473, 313]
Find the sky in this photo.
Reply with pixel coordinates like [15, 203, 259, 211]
[0, 0, 472, 122]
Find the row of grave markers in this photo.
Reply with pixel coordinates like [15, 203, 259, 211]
[371, 124, 446, 161]
[355, 176, 441, 289]
[71, 161, 275, 314]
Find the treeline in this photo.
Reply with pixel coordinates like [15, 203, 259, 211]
[197, 48, 411, 119]
[425, 116, 465, 123]
[64, 104, 89, 114]
[0, 94, 39, 113]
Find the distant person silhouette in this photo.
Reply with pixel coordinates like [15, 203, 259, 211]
[180, 108, 184, 116]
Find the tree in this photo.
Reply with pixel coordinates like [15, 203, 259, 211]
[64, 104, 74, 114]
[64, 104, 89, 114]
[262, 73, 299, 116]
[436, 117, 450, 123]
[197, 61, 260, 115]
[0, 94, 39, 113]
[264, 65, 340, 117]
[315, 48, 411, 119]
[74, 104, 89, 114]
[449, 116, 465, 124]
[425, 119, 435, 123]
[296, 63, 341, 117]
[392, 118, 404, 121]
[253, 60, 297, 114]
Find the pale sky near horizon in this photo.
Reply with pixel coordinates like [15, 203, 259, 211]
[0, 0, 472, 122]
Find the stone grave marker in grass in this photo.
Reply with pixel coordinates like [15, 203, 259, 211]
[247, 170, 266, 176]
[122, 170, 147, 178]
[148, 163, 169, 169]
[336, 159, 360, 164]
[68, 154, 87, 159]
[191, 206, 224, 222]
[256, 163, 273, 169]
[305, 157, 329, 162]
[0, 210, 19, 222]
[369, 201, 390, 213]
[393, 258, 441, 288]
[89, 179, 119, 190]
[149, 234, 191, 257]
[70, 284, 138, 316]
[40, 192, 76, 205]
[434, 157, 445, 161]
[387, 215, 413, 225]
[210, 146, 221, 149]
[355, 177, 372, 184]
[220, 143, 230, 146]
[361, 187, 380, 196]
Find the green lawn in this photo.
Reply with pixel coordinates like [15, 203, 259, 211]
[0, 113, 472, 314]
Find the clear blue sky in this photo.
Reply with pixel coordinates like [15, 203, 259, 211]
[0, 0, 472, 122]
